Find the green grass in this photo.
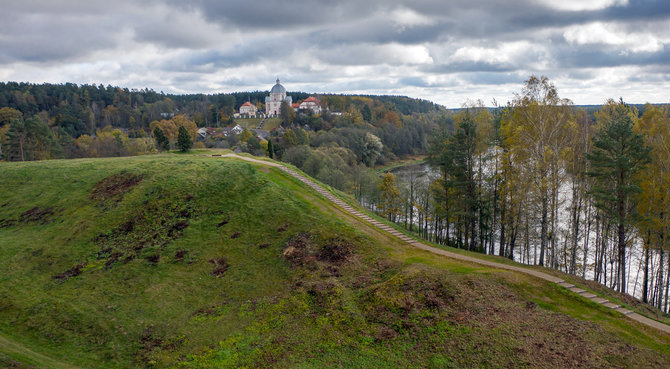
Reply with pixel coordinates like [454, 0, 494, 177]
[262, 117, 281, 130]
[234, 117, 281, 131]
[233, 118, 262, 129]
[0, 151, 669, 368]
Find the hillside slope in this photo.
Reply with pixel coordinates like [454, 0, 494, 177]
[0, 152, 669, 368]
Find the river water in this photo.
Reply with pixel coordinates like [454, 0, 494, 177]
[385, 161, 656, 302]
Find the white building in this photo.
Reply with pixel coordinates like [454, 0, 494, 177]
[239, 101, 258, 118]
[298, 96, 321, 115]
[265, 79, 292, 116]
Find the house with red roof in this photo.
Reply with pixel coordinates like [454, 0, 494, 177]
[239, 101, 258, 118]
[298, 96, 322, 115]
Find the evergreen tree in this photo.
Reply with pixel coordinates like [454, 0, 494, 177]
[5, 115, 61, 161]
[6, 118, 26, 161]
[361, 104, 372, 122]
[177, 126, 192, 152]
[267, 139, 274, 158]
[587, 99, 651, 293]
[153, 127, 169, 151]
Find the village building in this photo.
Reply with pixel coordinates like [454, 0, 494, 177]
[239, 101, 258, 118]
[265, 79, 292, 116]
[221, 124, 244, 137]
[231, 124, 244, 135]
[197, 127, 208, 140]
[298, 96, 321, 115]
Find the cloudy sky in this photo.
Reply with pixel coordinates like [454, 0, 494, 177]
[1, 0, 668, 107]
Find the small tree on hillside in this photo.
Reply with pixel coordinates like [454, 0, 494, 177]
[153, 127, 170, 151]
[379, 172, 401, 222]
[177, 126, 193, 152]
[267, 139, 274, 158]
[280, 101, 295, 127]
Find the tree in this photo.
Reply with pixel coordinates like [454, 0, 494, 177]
[361, 104, 372, 122]
[361, 132, 383, 166]
[5, 118, 26, 161]
[177, 126, 192, 152]
[587, 99, 651, 293]
[153, 127, 169, 151]
[0, 107, 22, 126]
[267, 139, 274, 158]
[5, 115, 61, 161]
[280, 101, 294, 127]
[449, 114, 478, 251]
[634, 104, 670, 303]
[379, 172, 401, 222]
[502, 76, 573, 266]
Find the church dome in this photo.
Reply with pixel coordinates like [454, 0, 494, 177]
[270, 79, 286, 94]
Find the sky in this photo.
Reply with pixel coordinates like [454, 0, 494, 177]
[0, 0, 669, 108]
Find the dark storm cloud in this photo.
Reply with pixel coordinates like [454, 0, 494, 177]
[424, 61, 517, 74]
[552, 44, 670, 69]
[0, 3, 122, 63]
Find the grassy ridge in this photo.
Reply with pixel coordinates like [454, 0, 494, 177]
[0, 153, 669, 368]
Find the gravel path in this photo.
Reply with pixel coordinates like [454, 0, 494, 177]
[216, 153, 670, 334]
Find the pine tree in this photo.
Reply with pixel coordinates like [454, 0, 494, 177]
[587, 99, 651, 293]
[177, 126, 192, 152]
[267, 139, 274, 158]
[6, 115, 61, 161]
[153, 127, 170, 151]
[361, 104, 372, 122]
[6, 118, 27, 161]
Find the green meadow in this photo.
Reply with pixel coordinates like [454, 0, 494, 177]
[0, 152, 668, 368]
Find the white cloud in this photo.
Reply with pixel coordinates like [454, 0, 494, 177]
[537, 0, 628, 12]
[390, 7, 436, 30]
[563, 22, 664, 53]
[450, 41, 540, 65]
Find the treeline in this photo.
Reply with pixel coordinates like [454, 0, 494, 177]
[0, 82, 443, 161]
[367, 76, 670, 311]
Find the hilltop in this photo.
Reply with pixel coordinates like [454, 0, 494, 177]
[0, 151, 669, 368]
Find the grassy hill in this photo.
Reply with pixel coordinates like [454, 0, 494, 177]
[1, 152, 669, 368]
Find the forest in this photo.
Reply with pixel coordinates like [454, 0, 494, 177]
[370, 77, 670, 314]
[1, 78, 669, 313]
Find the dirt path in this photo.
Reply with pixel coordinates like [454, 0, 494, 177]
[0, 333, 80, 369]
[217, 154, 670, 334]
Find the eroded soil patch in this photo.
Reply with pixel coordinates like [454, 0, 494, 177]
[0, 206, 55, 228]
[282, 232, 355, 268]
[91, 172, 143, 202]
[95, 194, 196, 269]
[52, 262, 86, 281]
[209, 258, 229, 277]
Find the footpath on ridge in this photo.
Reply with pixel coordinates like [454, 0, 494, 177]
[215, 153, 670, 335]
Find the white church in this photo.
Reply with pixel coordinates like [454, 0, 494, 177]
[237, 79, 323, 118]
[265, 79, 292, 116]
